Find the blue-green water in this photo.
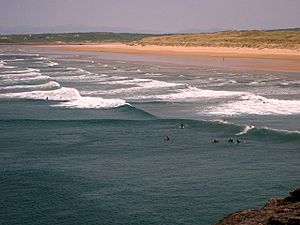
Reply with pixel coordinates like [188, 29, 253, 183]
[0, 46, 299, 225]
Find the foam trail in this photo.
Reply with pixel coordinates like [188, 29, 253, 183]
[212, 119, 232, 125]
[0, 81, 60, 91]
[53, 97, 128, 109]
[100, 78, 184, 95]
[0, 60, 14, 68]
[35, 61, 59, 67]
[156, 86, 242, 102]
[215, 80, 237, 86]
[235, 125, 255, 135]
[280, 81, 300, 86]
[262, 127, 300, 134]
[45, 61, 59, 67]
[1, 71, 42, 79]
[0, 86, 128, 109]
[1, 68, 40, 74]
[0, 87, 81, 101]
[208, 94, 300, 115]
[1, 75, 51, 84]
[3, 59, 25, 62]
[145, 72, 162, 76]
[0, 53, 39, 56]
[0, 60, 7, 67]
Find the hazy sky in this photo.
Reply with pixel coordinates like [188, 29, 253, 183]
[0, 0, 299, 33]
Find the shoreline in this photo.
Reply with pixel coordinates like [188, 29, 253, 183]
[32, 43, 300, 59]
[29, 43, 300, 73]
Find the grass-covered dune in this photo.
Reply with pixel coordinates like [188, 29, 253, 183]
[135, 30, 300, 49]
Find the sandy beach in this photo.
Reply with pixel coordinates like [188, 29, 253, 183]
[32, 43, 300, 73]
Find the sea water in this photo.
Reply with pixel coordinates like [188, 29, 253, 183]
[0, 46, 299, 225]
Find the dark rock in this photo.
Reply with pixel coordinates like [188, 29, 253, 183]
[267, 217, 286, 225]
[289, 188, 300, 201]
[215, 188, 300, 225]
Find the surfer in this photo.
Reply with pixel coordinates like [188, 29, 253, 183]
[212, 139, 219, 144]
[46, 97, 48, 100]
[237, 138, 241, 144]
[166, 136, 170, 141]
[228, 138, 233, 143]
[180, 123, 185, 129]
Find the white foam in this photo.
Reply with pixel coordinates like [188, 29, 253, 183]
[215, 80, 237, 86]
[53, 96, 128, 109]
[0, 60, 10, 68]
[0, 60, 6, 66]
[145, 72, 162, 76]
[36, 61, 59, 67]
[48, 68, 94, 78]
[280, 80, 300, 86]
[248, 81, 260, 85]
[0, 87, 80, 101]
[0, 81, 128, 109]
[0, 81, 60, 91]
[1, 68, 40, 74]
[235, 125, 255, 135]
[76, 68, 92, 74]
[34, 57, 47, 60]
[262, 127, 300, 134]
[0, 53, 39, 56]
[100, 76, 128, 81]
[53, 73, 106, 82]
[1, 75, 51, 85]
[212, 119, 232, 125]
[101, 78, 183, 95]
[208, 94, 300, 115]
[1, 66, 15, 69]
[0, 71, 42, 79]
[156, 86, 242, 102]
[3, 59, 25, 62]
[66, 67, 79, 70]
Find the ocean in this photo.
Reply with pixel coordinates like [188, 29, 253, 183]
[0, 45, 299, 225]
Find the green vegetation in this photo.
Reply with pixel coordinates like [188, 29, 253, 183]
[135, 30, 300, 49]
[1, 29, 300, 49]
[0, 32, 157, 44]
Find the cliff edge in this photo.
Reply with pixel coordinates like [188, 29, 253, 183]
[215, 188, 300, 225]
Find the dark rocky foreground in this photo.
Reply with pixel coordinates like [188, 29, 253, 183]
[215, 188, 300, 225]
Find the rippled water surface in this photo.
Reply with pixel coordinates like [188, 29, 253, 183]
[0, 46, 299, 225]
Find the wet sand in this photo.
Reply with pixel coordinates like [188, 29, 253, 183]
[32, 43, 300, 73]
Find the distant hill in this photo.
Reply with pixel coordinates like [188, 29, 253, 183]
[1, 29, 300, 49]
[0, 25, 162, 35]
[0, 32, 159, 44]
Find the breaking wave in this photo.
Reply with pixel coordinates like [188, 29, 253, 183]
[208, 94, 300, 115]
